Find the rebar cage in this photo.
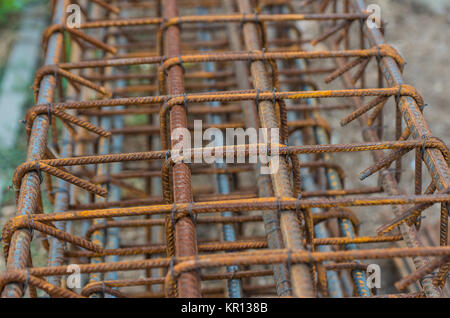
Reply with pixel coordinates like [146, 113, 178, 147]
[1, 0, 449, 298]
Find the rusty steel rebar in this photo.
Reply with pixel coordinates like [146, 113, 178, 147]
[1, 0, 449, 298]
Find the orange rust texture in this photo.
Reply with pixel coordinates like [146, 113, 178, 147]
[1, 0, 449, 298]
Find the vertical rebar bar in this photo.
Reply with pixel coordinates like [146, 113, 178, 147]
[237, 0, 315, 298]
[164, 0, 202, 298]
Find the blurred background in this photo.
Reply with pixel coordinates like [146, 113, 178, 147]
[0, 0, 448, 270]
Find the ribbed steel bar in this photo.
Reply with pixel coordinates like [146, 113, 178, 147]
[163, 0, 202, 298]
[237, 0, 315, 298]
[274, 3, 345, 296]
[222, 0, 292, 297]
[337, 0, 449, 297]
[1, 0, 449, 299]
[1, 0, 68, 298]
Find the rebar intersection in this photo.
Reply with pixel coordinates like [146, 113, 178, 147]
[1, 0, 449, 298]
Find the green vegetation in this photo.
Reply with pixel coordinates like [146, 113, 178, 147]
[0, 107, 28, 206]
[0, 0, 49, 205]
[0, 0, 29, 23]
[0, 0, 46, 24]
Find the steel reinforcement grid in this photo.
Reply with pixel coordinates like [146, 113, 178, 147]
[0, 0, 449, 298]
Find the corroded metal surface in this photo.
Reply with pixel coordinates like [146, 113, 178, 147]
[1, 0, 449, 298]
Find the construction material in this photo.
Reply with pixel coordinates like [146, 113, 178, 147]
[0, 0, 449, 298]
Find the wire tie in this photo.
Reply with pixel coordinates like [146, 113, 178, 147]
[255, 88, 260, 108]
[375, 45, 382, 62]
[169, 257, 177, 279]
[422, 135, 430, 155]
[178, 56, 185, 73]
[230, 267, 237, 280]
[286, 249, 293, 275]
[272, 87, 277, 106]
[165, 149, 171, 166]
[254, 10, 259, 24]
[285, 142, 290, 157]
[395, 85, 402, 106]
[360, 16, 366, 28]
[26, 213, 35, 240]
[277, 197, 282, 215]
[261, 47, 266, 65]
[171, 202, 177, 234]
[188, 202, 197, 225]
[160, 16, 166, 31]
[182, 93, 189, 115]
[240, 12, 247, 27]
[34, 160, 43, 184]
[47, 103, 53, 125]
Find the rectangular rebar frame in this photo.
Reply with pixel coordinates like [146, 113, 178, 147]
[1, 0, 449, 298]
